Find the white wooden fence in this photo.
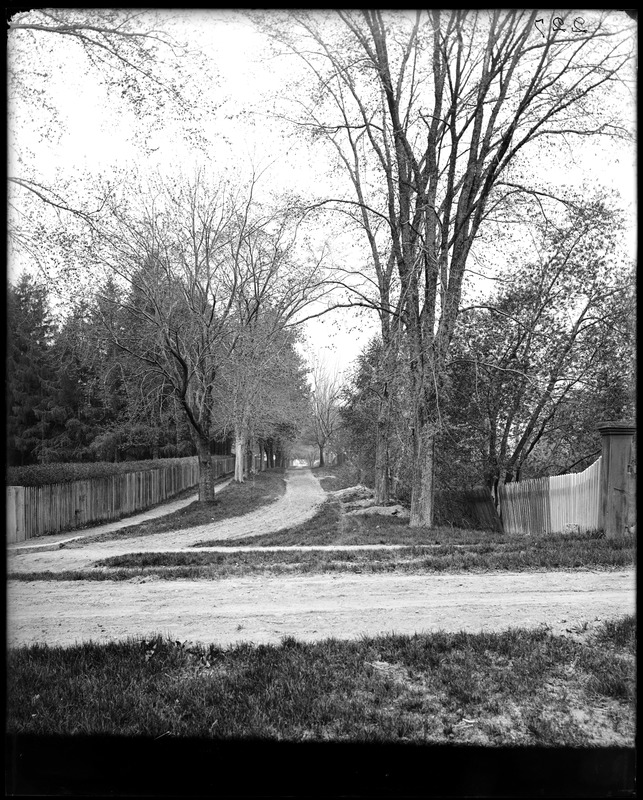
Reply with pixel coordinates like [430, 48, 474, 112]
[499, 457, 602, 536]
[6, 455, 239, 544]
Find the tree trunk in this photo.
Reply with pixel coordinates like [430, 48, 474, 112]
[374, 398, 390, 504]
[259, 441, 267, 471]
[195, 432, 215, 502]
[247, 439, 255, 475]
[319, 445, 325, 467]
[409, 421, 436, 527]
[234, 428, 244, 482]
[267, 442, 274, 469]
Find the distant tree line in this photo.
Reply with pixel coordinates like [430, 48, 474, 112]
[6, 269, 311, 478]
[7, 173, 328, 503]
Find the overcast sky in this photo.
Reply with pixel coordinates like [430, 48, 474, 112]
[7, 9, 637, 376]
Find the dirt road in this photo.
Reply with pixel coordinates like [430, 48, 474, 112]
[7, 468, 636, 649]
[7, 569, 635, 649]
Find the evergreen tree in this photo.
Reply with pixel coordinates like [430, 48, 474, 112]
[6, 274, 58, 465]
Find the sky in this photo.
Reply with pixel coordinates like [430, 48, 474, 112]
[7, 9, 637, 378]
[7, 9, 380, 375]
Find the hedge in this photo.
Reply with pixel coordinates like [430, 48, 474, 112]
[6, 458, 198, 488]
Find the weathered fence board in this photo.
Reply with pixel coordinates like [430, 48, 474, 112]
[499, 458, 602, 536]
[6, 454, 268, 543]
[549, 457, 602, 534]
[6, 486, 26, 544]
[6, 456, 239, 543]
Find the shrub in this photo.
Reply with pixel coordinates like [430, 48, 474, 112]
[6, 457, 198, 487]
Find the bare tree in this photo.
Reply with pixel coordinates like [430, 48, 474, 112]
[7, 8, 212, 252]
[92, 173, 330, 501]
[308, 360, 343, 467]
[261, 9, 635, 526]
[215, 318, 310, 482]
[451, 197, 634, 496]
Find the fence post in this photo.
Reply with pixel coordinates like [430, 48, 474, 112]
[597, 421, 636, 538]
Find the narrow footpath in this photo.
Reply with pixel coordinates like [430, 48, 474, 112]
[8, 468, 325, 574]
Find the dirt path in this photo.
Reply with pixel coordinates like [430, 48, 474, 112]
[8, 468, 326, 574]
[7, 468, 635, 649]
[7, 570, 635, 649]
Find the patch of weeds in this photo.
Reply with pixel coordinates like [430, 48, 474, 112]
[523, 708, 587, 746]
[586, 670, 635, 703]
[590, 615, 636, 653]
[7, 621, 635, 745]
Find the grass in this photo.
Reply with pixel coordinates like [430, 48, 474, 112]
[11, 484, 633, 580]
[9, 525, 636, 582]
[183, 495, 634, 571]
[6, 616, 635, 745]
[196, 497, 505, 547]
[62, 469, 287, 547]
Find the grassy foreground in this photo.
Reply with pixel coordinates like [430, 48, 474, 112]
[7, 617, 635, 746]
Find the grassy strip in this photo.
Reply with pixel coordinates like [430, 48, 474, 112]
[63, 469, 287, 548]
[7, 617, 635, 745]
[9, 528, 634, 582]
[188, 497, 634, 568]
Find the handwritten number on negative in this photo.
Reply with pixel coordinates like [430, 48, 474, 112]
[535, 16, 588, 37]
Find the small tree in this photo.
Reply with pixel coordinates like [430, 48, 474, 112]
[447, 198, 635, 496]
[216, 320, 310, 482]
[308, 360, 343, 467]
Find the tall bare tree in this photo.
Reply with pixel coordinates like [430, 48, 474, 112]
[308, 360, 343, 467]
[92, 173, 329, 501]
[7, 8, 214, 262]
[261, 9, 635, 526]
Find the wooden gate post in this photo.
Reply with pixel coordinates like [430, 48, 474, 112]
[597, 421, 636, 538]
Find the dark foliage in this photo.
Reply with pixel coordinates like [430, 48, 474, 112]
[6, 457, 197, 487]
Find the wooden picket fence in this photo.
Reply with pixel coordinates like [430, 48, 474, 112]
[498, 457, 602, 536]
[6, 455, 242, 544]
